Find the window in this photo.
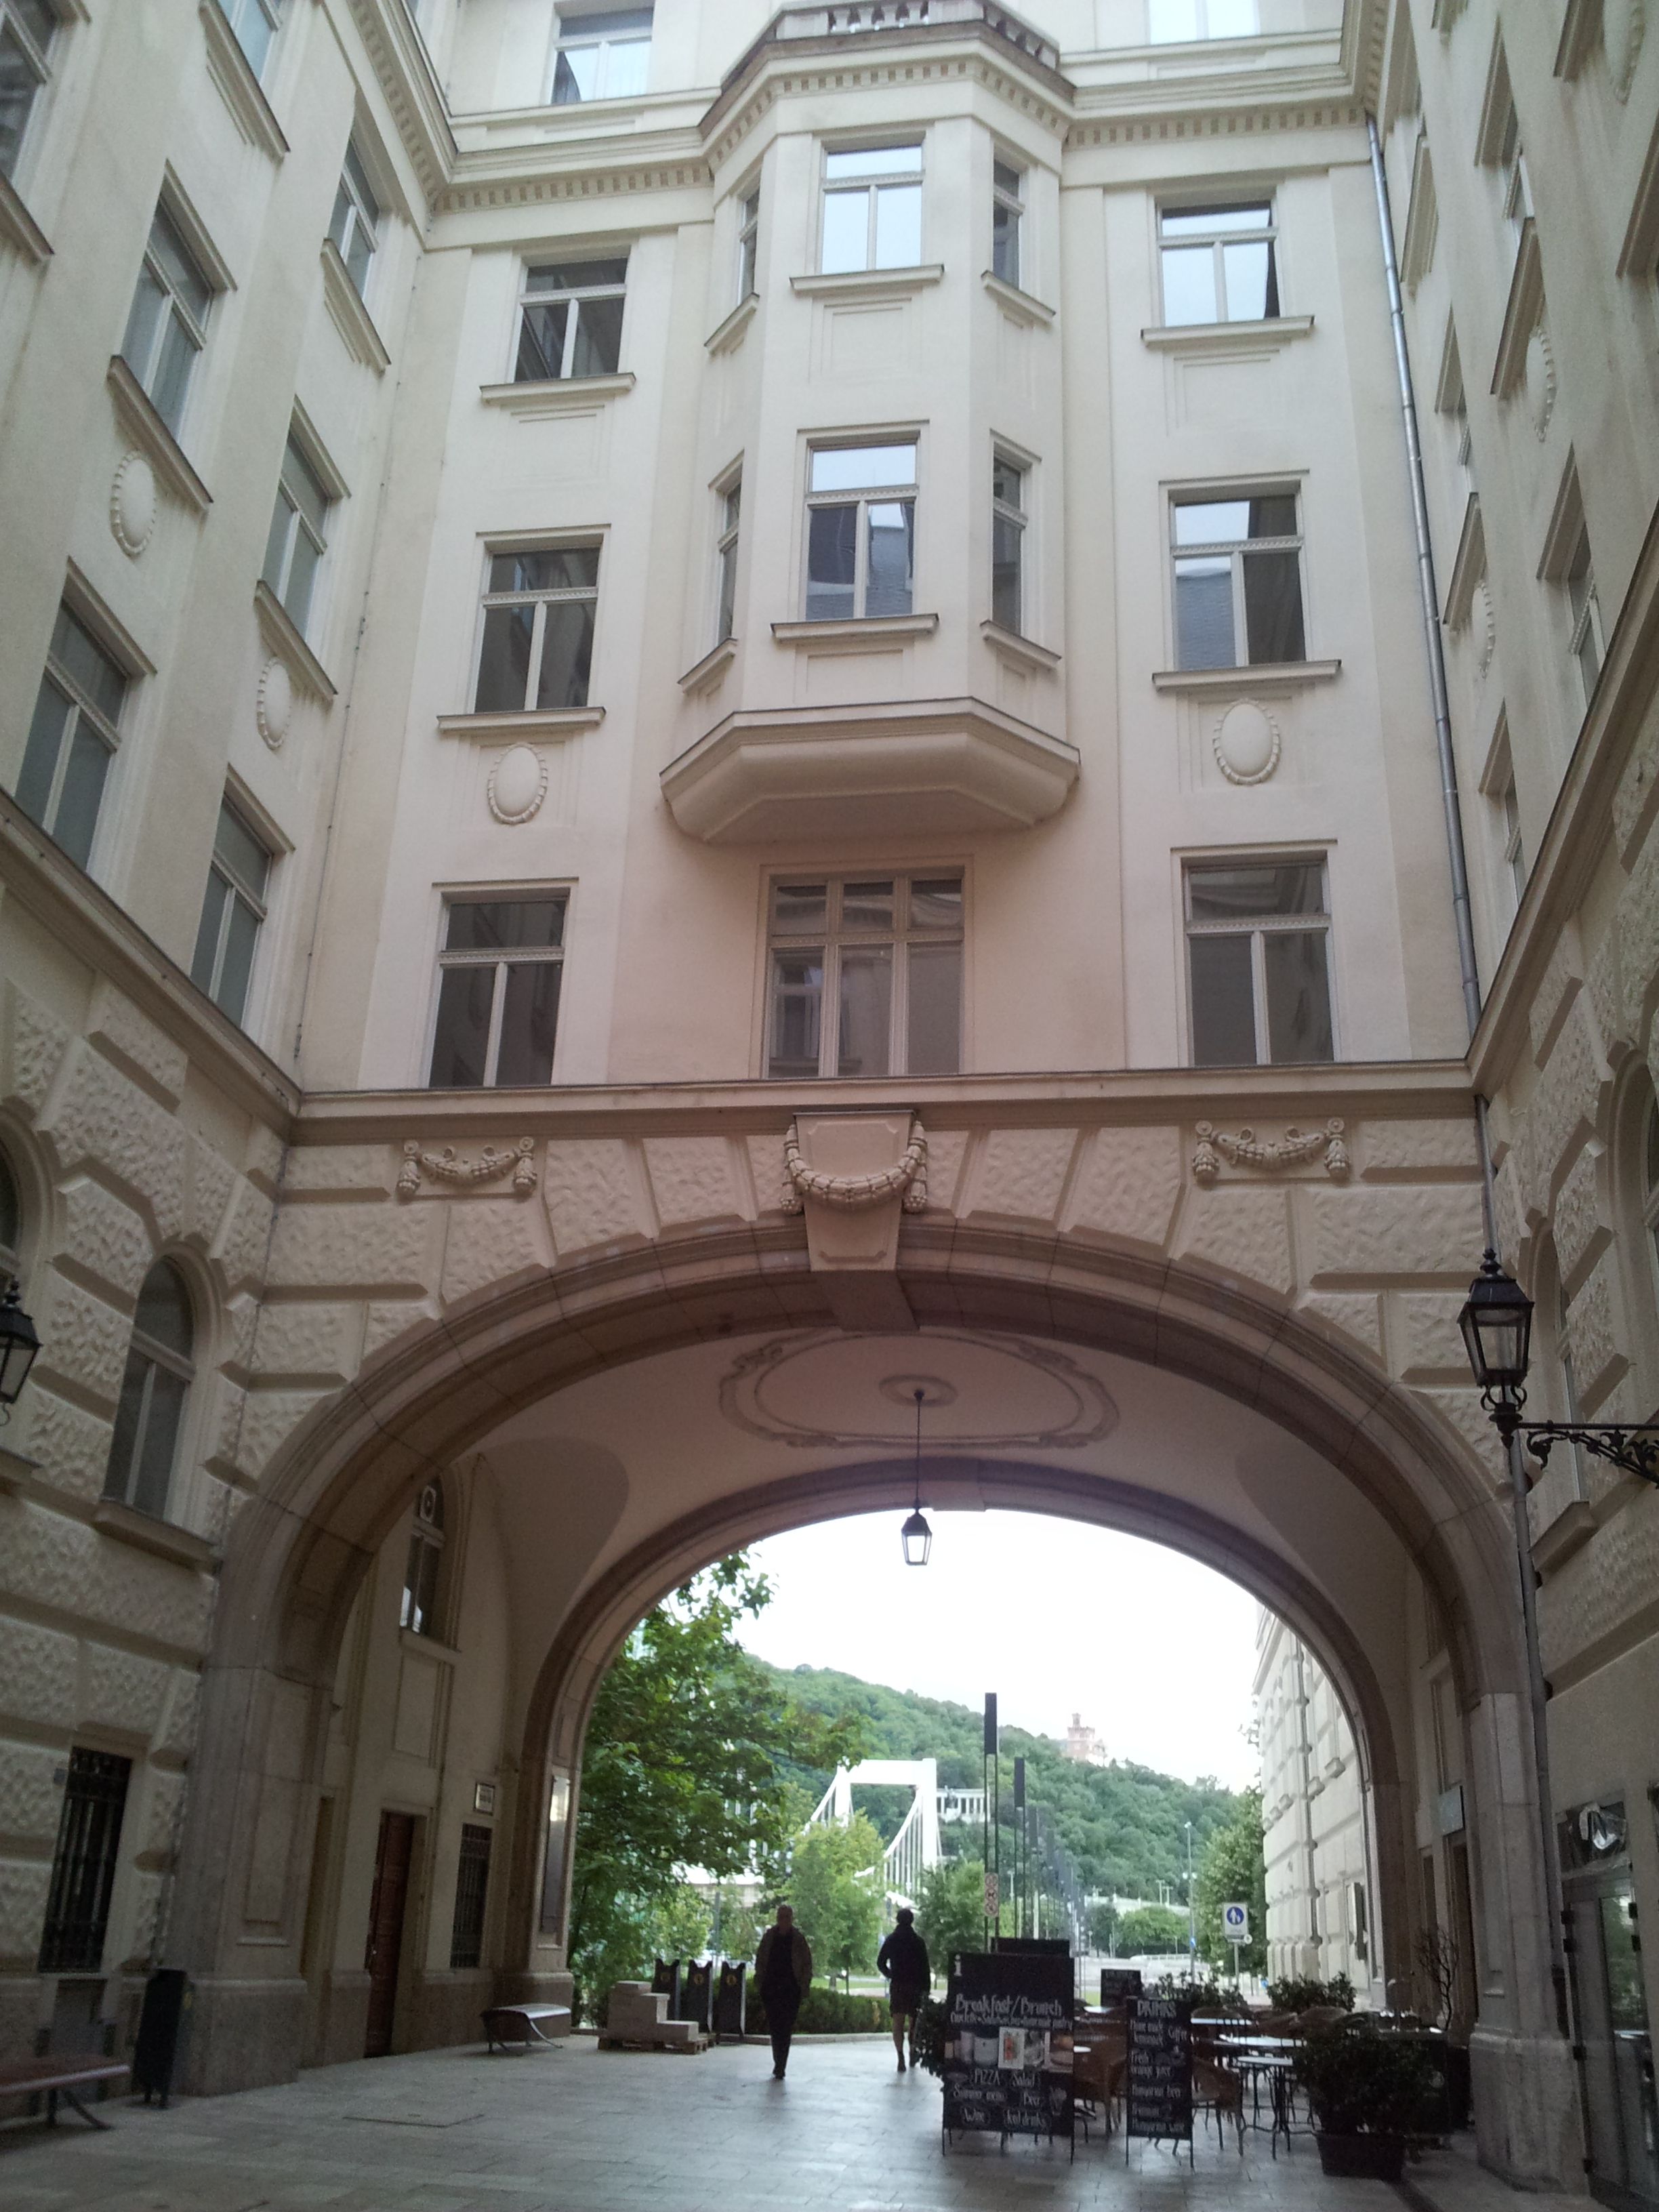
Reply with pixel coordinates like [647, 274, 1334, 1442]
[428, 896, 567, 1088]
[120, 203, 214, 440]
[328, 140, 380, 300]
[1172, 491, 1305, 670]
[450, 1822, 493, 1969]
[716, 476, 741, 645]
[766, 875, 962, 1080]
[474, 547, 598, 714]
[552, 7, 651, 103]
[991, 159, 1023, 286]
[104, 1259, 194, 1520]
[1159, 203, 1279, 326]
[991, 451, 1025, 635]
[401, 1480, 445, 1635]
[1497, 772, 1525, 912]
[37, 1749, 131, 1974]
[1495, 96, 1532, 239]
[805, 443, 916, 621]
[1184, 858, 1334, 1067]
[16, 604, 127, 872]
[737, 186, 759, 300]
[190, 798, 272, 1027]
[514, 258, 627, 383]
[820, 143, 922, 274]
[0, 0, 58, 181]
[1566, 527, 1603, 703]
[262, 431, 331, 637]
[218, 0, 281, 78]
[1149, 0, 1258, 39]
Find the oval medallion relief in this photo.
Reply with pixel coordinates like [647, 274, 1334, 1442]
[1213, 699, 1280, 786]
[256, 656, 293, 749]
[488, 743, 548, 825]
[1525, 321, 1556, 443]
[109, 451, 157, 558]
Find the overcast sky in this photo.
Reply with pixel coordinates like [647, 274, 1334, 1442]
[735, 1510, 1263, 1791]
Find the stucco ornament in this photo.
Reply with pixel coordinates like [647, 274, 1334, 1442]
[1191, 1118, 1349, 1183]
[781, 1114, 927, 1212]
[1473, 577, 1496, 677]
[396, 1136, 537, 1197]
[487, 743, 548, 825]
[1606, 0, 1646, 98]
[256, 656, 293, 749]
[1525, 319, 1556, 443]
[109, 451, 157, 557]
[1212, 699, 1280, 785]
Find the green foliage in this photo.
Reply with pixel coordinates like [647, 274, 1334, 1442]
[747, 1984, 889, 2035]
[1151, 1973, 1246, 2011]
[1087, 1899, 1120, 1953]
[787, 1813, 886, 1981]
[709, 1885, 759, 1965]
[1296, 2023, 1438, 2136]
[912, 1996, 949, 2075]
[916, 1856, 991, 1972]
[1115, 1904, 1191, 1956]
[1194, 1787, 1267, 1972]
[1269, 1973, 1355, 2015]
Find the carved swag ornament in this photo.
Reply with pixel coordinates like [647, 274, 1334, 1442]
[781, 1115, 928, 1212]
[397, 1136, 537, 1197]
[1191, 1117, 1349, 1184]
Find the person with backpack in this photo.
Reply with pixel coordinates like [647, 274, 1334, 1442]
[876, 1907, 930, 2072]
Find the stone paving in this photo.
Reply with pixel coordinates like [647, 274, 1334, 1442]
[0, 2036, 1590, 2212]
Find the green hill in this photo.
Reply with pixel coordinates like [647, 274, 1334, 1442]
[758, 1660, 1244, 1904]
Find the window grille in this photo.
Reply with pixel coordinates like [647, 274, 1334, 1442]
[38, 1749, 131, 1973]
[449, 1822, 493, 1969]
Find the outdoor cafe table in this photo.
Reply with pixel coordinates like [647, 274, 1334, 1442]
[1213, 2033, 1306, 2156]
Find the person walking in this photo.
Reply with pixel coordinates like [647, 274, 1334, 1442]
[756, 1902, 813, 2080]
[876, 1906, 930, 2072]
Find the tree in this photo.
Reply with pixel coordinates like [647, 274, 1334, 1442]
[1115, 1904, 1190, 1956]
[1195, 1787, 1267, 1973]
[916, 1856, 991, 1973]
[1086, 1899, 1120, 1954]
[787, 1814, 886, 1982]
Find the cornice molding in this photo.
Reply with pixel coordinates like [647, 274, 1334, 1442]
[438, 158, 710, 217]
[343, 0, 456, 207]
[1064, 97, 1366, 150]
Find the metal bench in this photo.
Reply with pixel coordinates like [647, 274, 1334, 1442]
[482, 2003, 571, 2053]
[0, 2055, 130, 2129]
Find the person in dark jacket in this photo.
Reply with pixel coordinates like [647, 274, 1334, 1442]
[755, 1903, 813, 2078]
[876, 1907, 930, 2072]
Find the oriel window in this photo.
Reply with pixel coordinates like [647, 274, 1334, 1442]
[991, 452, 1026, 635]
[991, 159, 1023, 287]
[820, 143, 922, 274]
[716, 476, 741, 645]
[805, 443, 916, 621]
[767, 874, 962, 1080]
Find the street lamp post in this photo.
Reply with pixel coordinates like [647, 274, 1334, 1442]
[900, 1387, 933, 1567]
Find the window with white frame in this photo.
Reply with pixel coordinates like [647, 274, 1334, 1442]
[428, 895, 568, 1088]
[1565, 526, 1603, 703]
[261, 431, 332, 637]
[805, 443, 916, 621]
[767, 874, 962, 1081]
[820, 142, 922, 274]
[1496, 767, 1525, 914]
[1159, 202, 1279, 325]
[991, 451, 1026, 635]
[103, 1259, 194, 1520]
[16, 604, 127, 872]
[737, 184, 759, 300]
[0, 0, 60, 181]
[401, 1480, 445, 1636]
[120, 203, 216, 440]
[552, 7, 651, 103]
[327, 139, 380, 300]
[715, 475, 740, 645]
[218, 0, 281, 79]
[1184, 857, 1334, 1067]
[992, 158, 1023, 287]
[1149, 0, 1258, 41]
[190, 797, 272, 1029]
[514, 258, 627, 383]
[1439, 327, 1473, 485]
[474, 546, 598, 713]
[1494, 90, 1532, 241]
[1172, 491, 1305, 670]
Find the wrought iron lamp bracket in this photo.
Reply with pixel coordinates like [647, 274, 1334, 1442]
[1480, 1385, 1659, 1486]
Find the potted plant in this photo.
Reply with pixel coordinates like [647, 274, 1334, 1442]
[1296, 2022, 1438, 2181]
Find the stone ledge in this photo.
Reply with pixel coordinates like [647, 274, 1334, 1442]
[91, 1497, 217, 1571]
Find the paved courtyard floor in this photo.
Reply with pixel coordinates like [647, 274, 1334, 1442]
[0, 2035, 1589, 2212]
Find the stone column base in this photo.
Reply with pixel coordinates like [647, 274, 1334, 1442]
[1469, 2025, 1586, 2190]
[177, 1976, 309, 2097]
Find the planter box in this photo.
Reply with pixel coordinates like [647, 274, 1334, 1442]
[1315, 2131, 1407, 2181]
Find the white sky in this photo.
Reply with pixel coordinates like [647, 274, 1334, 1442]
[736, 1510, 1263, 1791]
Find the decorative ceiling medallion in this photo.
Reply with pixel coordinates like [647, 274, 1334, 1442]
[487, 742, 549, 824]
[1212, 699, 1280, 786]
[256, 655, 293, 749]
[1525, 319, 1556, 443]
[1607, 0, 1646, 98]
[109, 451, 157, 558]
[719, 1329, 1118, 1450]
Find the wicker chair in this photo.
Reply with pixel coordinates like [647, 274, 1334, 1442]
[1192, 2053, 1246, 2153]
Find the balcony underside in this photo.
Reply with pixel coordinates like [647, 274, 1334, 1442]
[660, 695, 1080, 844]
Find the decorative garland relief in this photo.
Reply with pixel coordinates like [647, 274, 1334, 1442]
[781, 1115, 928, 1213]
[1191, 1117, 1349, 1183]
[397, 1136, 537, 1197]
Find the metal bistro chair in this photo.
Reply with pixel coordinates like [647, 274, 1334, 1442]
[1192, 2051, 1246, 2154]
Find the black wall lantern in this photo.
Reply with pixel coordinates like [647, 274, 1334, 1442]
[0, 1276, 41, 1420]
[901, 1386, 932, 1567]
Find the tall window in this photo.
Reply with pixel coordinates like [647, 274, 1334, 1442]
[474, 547, 598, 714]
[1159, 203, 1279, 326]
[0, 0, 59, 181]
[767, 874, 962, 1080]
[1495, 95, 1532, 241]
[1496, 770, 1525, 914]
[327, 139, 380, 300]
[428, 896, 567, 1088]
[552, 7, 651, 102]
[261, 432, 332, 636]
[1149, 0, 1258, 38]
[191, 798, 272, 1027]
[820, 143, 922, 274]
[450, 1823, 493, 1969]
[805, 443, 916, 621]
[37, 1750, 131, 1974]
[716, 476, 740, 645]
[514, 258, 627, 383]
[0, 1147, 20, 1286]
[218, 0, 281, 78]
[1172, 491, 1305, 670]
[737, 186, 759, 300]
[1566, 527, 1603, 703]
[104, 1259, 194, 1520]
[991, 452, 1026, 634]
[16, 604, 127, 872]
[121, 203, 214, 440]
[992, 159, 1023, 286]
[401, 1480, 445, 1635]
[1185, 858, 1334, 1067]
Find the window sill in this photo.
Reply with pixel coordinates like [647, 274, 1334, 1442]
[979, 620, 1060, 673]
[678, 637, 737, 693]
[107, 356, 212, 518]
[320, 239, 390, 374]
[399, 1625, 460, 1662]
[199, 0, 288, 163]
[92, 1497, 216, 1571]
[255, 579, 336, 702]
[0, 169, 50, 264]
[705, 292, 758, 355]
[479, 372, 635, 417]
[1532, 1494, 1596, 1572]
[981, 270, 1054, 327]
[0, 1443, 38, 1494]
[436, 705, 604, 741]
[790, 263, 944, 302]
[771, 613, 939, 652]
[1152, 659, 1340, 694]
[1141, 314, 1314, 352]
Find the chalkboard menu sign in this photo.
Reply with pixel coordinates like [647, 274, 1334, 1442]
[1124, 1995, 1193, 2152]
[941, 1949, 1074, 2152]
[1099, 1967, 1143, 2008]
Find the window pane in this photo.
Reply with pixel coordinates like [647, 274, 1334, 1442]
[411, 1534, 441, 1636]
[495, 961, 562, 1086]
[132, 1364, 186, 1517]
[1189, 862, 1324, 920]
[821, 188, 869, 273]
[1208, 0, 1260, 33]
[806, 505, 857, 621]
[228, 0, 274, 74]
[430, 965, 495, 1087]
[909, 878, 963, 930]
[769, 951, 823, 1079]
[571, 294, 624, 377]
[1247, 493, 1298, 539]
[865, 501, 914, 618]
[991, 457, 1023, 510]
[525, 260, 629, 293]
[840, 881, 893, 931]
[552, 45, 596, 101]
[1223, 238, 1276, 319]
[150, 209, 211, 326]
[104, 1356, 149, 1505]
[490, 547, 599, 594]
[825, 145, 922, 180]
[600, 35, 649, 96]
[1264, 929, 1333, 1063]
[16, 676, 70, 828]
[1162, 204, 1271, 237]
[516, 299, 569, 382]
[215, 803, 270, 901]
[345, 222, 373, 297]
[476, 604, 536, 712]
[0, 27, 40, 182]
[1189, 933, 1258, 1065]
[717, 538, 737, 642]
[992, 510, 1022, 632]
[283, 441, 329, 534]
[773, 884, 828, 936]
[837, 945, 892, 1077]
[216, 895, 260, 1024]
[907, 941, 961, 1075]
[991, 199, 1019, 285]
[446, 899, 566, 951]
[1174, 556, 1235, 669]
[1645, 1103, 1659, 1199]
[283, 528, 323, 634]
[262, 498, 292, 598]
[1162, 245, 1218, 325]
[150, 313, 199, 436]
[1149, 0, 1200, 39]
[191, 870, 229, 995]
[1174, 499, 1250, 546]
[344, 142, 379, 226]
[54, 720, 112, 869]
[121, 266, 167, 390]
[874, 182, 921, 268]
[1242, 547, 1305, 663]
[536, 599, 594, 710]
[811, 444, 916, 492]
[54, 611, 126, 726]
[135, 1260, 192, 1355]
[328, 181, 352, 255]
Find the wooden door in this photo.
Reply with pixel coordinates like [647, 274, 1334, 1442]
[364, 1811, 414, 2057]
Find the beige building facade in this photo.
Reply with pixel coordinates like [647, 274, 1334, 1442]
[1, 0, 1658, 2196]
